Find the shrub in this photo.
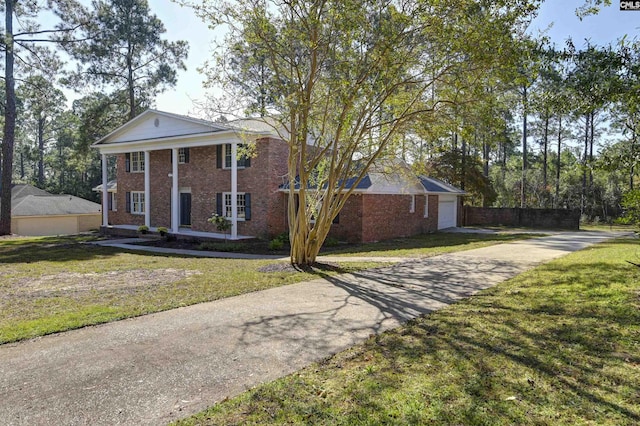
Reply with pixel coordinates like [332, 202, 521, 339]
[274, 232, 290, 244]
[323, 237, 340, 247]
[208, 213, 233, 241]
[137, 225, 149, 234]
[268, 239, 284, 250]
[621, 189, 640, 228]
[198, 242, 248, 252]
[157, 227, 168, 237]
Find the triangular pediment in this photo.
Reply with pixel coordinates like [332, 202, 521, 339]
[95, 110, 229, 145]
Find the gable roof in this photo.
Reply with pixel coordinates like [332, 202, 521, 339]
[92, 180, 118, 193]
[11, 184, 51, 201]
[93, 109, 230, 146]
[12, 195, 102, 217]
[92, 110, 280, 150]
[419, 176, 466, 195]
[6, 184, 102, 217]
[279, 159, 465, 196]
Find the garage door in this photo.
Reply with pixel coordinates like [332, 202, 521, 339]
[438, 198, 456, 230]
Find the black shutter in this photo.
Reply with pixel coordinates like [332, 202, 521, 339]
[108, 193, 113, 211]
[125, 192, 131, 213]
[125, 153, 131, 172]
[333, 213, 340, 224]
[216, 193, 222, 216]
[244, 193, 251, 220]
[170, 149, 173, 164]
[184, 147, 190, 163]
[216, 145, 222, 168]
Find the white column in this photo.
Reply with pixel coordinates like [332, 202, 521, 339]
[231, 142, 238, 239]
[144, 151, 151, 228]
[171, 148, 179, 233]
[101, 153, 108, 227]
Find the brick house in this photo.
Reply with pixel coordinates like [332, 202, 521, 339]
[93, 110, 464, 242]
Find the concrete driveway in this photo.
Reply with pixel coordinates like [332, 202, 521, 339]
[0, 231, 627, 425]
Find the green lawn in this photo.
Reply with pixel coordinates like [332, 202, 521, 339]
[0, 232, 527, 345]
[0, 235, 376, 344]
[176, 238, 640, 425]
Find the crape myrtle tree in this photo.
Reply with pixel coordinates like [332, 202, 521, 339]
[185, 0, 540, 266]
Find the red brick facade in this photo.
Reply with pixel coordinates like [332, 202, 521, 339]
[326, 193, 439, 243]
[107, 137, 452, 243]
[107, 138, 290, 239]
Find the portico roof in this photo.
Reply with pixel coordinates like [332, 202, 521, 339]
[92, 109, 276, 154]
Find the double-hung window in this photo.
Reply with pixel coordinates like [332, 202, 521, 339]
[216, 192, 251, 221]
[219, 144, 250, 169]
[178, 147, 189, 164]
[424, 195, 429, 218]
[131, 191, 145, 215]
[126, 152, 145, 172]
[224, 193, 246, 219]
[108, 193, 117, 211]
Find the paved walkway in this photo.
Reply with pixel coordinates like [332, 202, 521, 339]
[0, 231, 628, 425]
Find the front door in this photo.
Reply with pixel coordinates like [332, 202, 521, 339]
[180, 192, 192, 227]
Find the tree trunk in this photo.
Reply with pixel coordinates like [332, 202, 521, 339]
[581, 113, 589, 216]
[20, 150, 25, 179]
[501, 141, 506, 182]
[543, 113, 549, 205]
[555, 115, 562, 208]
[589, 111, 595, 189]
[482, 137, 489, 178]
[631, 129, 636, 190]
[127, 41, 136, 120]
[37, 117, 45, 188]
[1, 0, 16, 235]
[521, 84, 527, 209]
[460, 136, 466, 191]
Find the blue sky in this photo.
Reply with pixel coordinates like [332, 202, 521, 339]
[154, 0, 640, 116]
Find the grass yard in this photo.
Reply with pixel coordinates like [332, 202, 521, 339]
[0, 235, 376, 344]
[0, 232, 529, 345]
[176, 238, 640, 425]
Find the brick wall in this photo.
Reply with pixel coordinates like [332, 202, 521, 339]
[361, 194, 432, 243]
[463, 206, 580, 229]
[327, 194, 364, 243]
[109, 154, 144, 227]
[425, 195, 439, 232]
[106, 138, 290, 238]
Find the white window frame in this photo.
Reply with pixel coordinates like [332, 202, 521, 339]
[223, 192, 246, 220]
[131, 151, 145, 173]
[424, 195, 429, 218]
[410, 195, 416, 213]
[223, 144, 247, 169]
[131, 191, 145, 215]
[110, 192, 117, 212]
[178, 147, 188, 164]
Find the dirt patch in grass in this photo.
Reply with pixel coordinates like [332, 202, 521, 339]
[7, 269, 203, 299]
